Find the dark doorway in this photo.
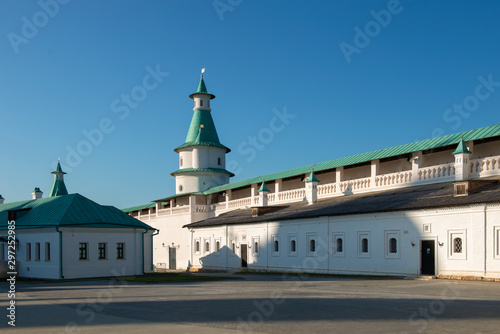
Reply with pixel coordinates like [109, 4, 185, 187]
[169, 247, 176, 270]
[421, 240, 435, 275]
[241, 244, 248, 268]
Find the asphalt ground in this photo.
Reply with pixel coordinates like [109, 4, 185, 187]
[1, 273, 500, 333]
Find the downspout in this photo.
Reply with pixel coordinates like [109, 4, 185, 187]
[141, 229, 147, 275]
[151, 229, 159, 272]
[56, 227, 63, 279]
[484, 205, 487, 277]
[225, 225, 228, 271]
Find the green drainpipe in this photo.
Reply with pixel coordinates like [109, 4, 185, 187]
[56, 227, 63, 279]
[141, 229, 147, 274]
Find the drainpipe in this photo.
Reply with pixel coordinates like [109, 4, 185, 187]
[56, 227, 63, 279]
[141, 229, 147, 275]
[151, 229, 159, 272]
[484, 205, 487, 277]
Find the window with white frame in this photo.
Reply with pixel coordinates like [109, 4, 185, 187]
[79, 242, 88, 260]
[230, 238, 236, 254]
[358, 232, 370, 258]
[98, 243, 107, 260]
[26, 243, 31, 261]
[306, 233, 317, 256]
[194, 238, 201, 254]
[252, 236, 259, 256]
[385, 230, 400, 259]
[204, 238, 210, 253]
[288, 233, 297, 256]
[495, 226, 500, 259]
[272, 235, 280, 256]
[448, 230, 466, 260]
[215, 238, 221, 254]
[333, 232, 345, 257]
[35, 242, 40, 261]
[45, 242, 51, 261]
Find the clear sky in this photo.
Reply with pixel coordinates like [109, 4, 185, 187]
[1, 0, 499, 209]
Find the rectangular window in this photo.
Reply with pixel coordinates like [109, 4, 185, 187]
[385, 230, 400, 259]
[98, 243, 107, 260]
[0, 242, 4, 261]
[45, 242, 51, 261]
[306, 233, 317, 257]
[117, 243, 125, 259]
[35, 242, 40, 261]
[288, 233, 297, 257]
[252, 236, 259, 256]
[217, 157, 221, 166]
[79, 243, 88, 260]
[333, 232, 345, 257]
[357, 232, 370, 258]
[448, 230, 466, 260]
[26, 243, 32, 261]
[272, 235, 280, 256]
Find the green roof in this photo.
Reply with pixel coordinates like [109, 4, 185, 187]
[189, 76, 215, 99]
[171, 167, 235, 177]
[453, 137, 472, 155]
[0, 193, 154, 230]
[121, 202, 157, 212]
[52, 161, 66, 174]
[202, 123, 500, 194]
[306, 170, 319, 183]
[49, 179, 68, 197]
[258, 181, 270, 193]
[174, 109, 230, 152]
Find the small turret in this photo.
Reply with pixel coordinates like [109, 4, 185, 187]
[453, 137, 472, 181]
[305, 170, 320, 204]
[49, 159, 68, 197]
[258, 181, 270, 207]
[0, 195, 4, 204]
[31, 187, 43, 200]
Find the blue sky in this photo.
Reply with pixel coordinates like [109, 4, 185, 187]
[1, 0, 499, 209]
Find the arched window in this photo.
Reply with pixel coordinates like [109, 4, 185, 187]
[254, 242, 259, 253]
[361, 238, 368, 253]
[232, 242, 236, 253]
[336, 238, 343, 253]
[274, 240, 279, 252]
[216, 241, 220, 252]
[205, 241, 210, 252]
[180, 157, 183, 167]
[291, 240, 296, 252]
[453, 237, 463, 253]
[195, 241, 200, 253]
[310, 239, 316, 252]
[389, 238, 397, 253]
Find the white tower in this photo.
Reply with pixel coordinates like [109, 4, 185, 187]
[453, 137, 472, 181]
[172, 70, 233, 194]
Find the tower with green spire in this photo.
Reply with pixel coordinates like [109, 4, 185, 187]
[172, 69, 233, 194]
[49, 159, 69, 197]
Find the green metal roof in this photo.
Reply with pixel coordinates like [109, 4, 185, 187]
[306, 170, 319, 183]
[174, 109, 230, 153]
[49, 179, 68, 197]
[170, 167, 235, 177]
[189, 76, 215, 99]
[453, 137, 472, 155]
[52, 161, 66, 174]
[203, 123, 500, 194]
[258, 181, 269, 193]
[0, 193, 154, 230]
[121, 202, 157, 212]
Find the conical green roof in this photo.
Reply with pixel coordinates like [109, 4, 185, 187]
[49, 161, 68, 197]
[258, 181, 270, 193]
[306, 170, 320, 183]
[189, 76, 215, 99]
[452, 137, 472, 155]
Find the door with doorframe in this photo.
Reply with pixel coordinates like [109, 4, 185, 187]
[420, 240, 435, 275]
[241, 244, 248, 268]
[169, 247, 176, 270]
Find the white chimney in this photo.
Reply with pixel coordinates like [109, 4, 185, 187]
[31, 187, 43, 200]
[0, 195, 4, 204]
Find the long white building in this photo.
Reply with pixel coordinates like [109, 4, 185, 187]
[125, 72, 500, 279]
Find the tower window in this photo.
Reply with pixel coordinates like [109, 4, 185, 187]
[200, 100, 203, 107]
[218, 157, 221, 165]
[180, 157, 183, 167]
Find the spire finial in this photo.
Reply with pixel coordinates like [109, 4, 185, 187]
[201, 68, 205, 79]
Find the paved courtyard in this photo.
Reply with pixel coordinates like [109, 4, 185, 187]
[2, 274, 500, 333]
